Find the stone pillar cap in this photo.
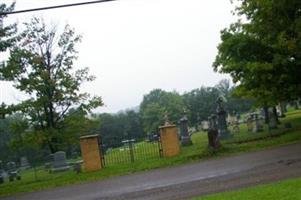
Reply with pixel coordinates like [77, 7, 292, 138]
[159, 124, 176, 129]
[80, 134, 99, 139]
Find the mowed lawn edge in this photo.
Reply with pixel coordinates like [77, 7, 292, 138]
[193, 177, 301, 200]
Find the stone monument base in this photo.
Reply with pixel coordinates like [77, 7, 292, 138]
[207, 129, 220, 149]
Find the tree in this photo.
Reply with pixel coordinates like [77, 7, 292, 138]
[182, 86, 220, 127]
[122, 110, 145, 139]
[0, 2, 17, 163]
[0, 18, 103, 153]
[60, 108, 99, 154]
[97, 110, 145, 149]
[97, 113, 124, 148]
[215, 80, 253, 114]
[8, 114, 29, 158]
[0, 115, 13, 162]
[213, 0, 301, 108]
[0, 3, 16, 53]
[140, 89, 185, 134]
[183, 80, 253, 128]
[140, 102, 166, 135]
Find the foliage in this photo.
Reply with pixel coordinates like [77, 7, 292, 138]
[213, 0, 301, 106]
[0, 3, 16, 53]
[140, 89, 185, 134]
[182, 79, 253, 128]
[97, 110, 145, 148]
[0, 18, 103, 152]
[0, 113, 43, 164]
[60, 108, 99, 154]
[0, 116, 13, 162]
[182, 86, 220, 126]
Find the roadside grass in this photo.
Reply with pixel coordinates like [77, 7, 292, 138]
[193, 177, 301, 200]
[0, 110, 301, 196]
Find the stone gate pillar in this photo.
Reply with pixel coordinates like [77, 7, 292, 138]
[159, 123, 180, 157]
[80, 134, 103, 172]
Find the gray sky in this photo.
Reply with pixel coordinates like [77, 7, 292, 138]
[1, 0, 235, 113]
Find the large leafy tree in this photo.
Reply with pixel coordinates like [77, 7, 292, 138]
[182, 86, 220, 126]
[60, 108, 99, 153]
[140, 89, 185, 134]
[213, 0, 301, 107]
[0, 18, 103, 153]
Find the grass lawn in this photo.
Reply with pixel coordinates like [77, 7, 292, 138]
[193, 177, 301, 200]
[0, 110, 301, 197]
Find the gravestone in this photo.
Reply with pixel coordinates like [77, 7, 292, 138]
[6, 161, 21, 181]
[276, 102, 287, 117]
[51, 151, 70, 172]
[228, 113, 238, 126]
[0, 160, 4, 184]
[231, 113, 240, 134]
[252, 113, 263, 133]
[201, 121, 209, 131]
[268, 109, 278, 129]
[207, 114, 220, 149]
[216, 97, 230, 139]
[246, 114, 253, 132]
[179, 112, 192, 146]
[20, 156, 30, 170]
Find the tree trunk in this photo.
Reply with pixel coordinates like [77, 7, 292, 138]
[48, 141, 57, 154]
[272, 106, 279, 124]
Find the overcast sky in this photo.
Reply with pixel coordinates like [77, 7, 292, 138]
[1, 0, 235, 113]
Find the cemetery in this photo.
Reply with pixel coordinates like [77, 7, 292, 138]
[1, 1, 301, 199]
[0, 105, 300, 196]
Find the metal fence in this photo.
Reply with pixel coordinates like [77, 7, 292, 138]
[101, 136, 161, 166]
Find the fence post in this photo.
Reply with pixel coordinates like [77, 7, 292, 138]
[128, 139, 135, 163]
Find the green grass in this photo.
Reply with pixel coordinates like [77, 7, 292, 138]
[193, 177, 301, 200]
[1, 110, 301, 197]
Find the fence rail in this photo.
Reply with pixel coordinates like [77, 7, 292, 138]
[101, 138, 161, 166]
